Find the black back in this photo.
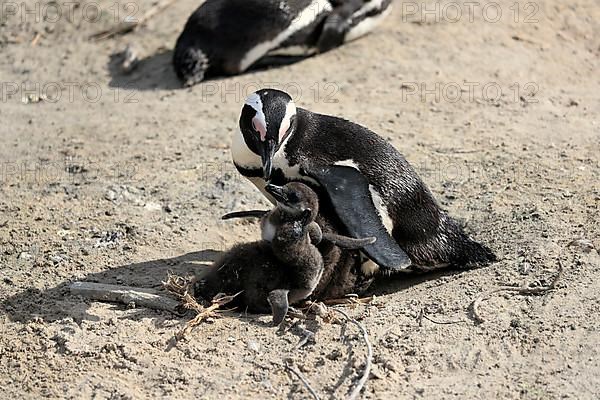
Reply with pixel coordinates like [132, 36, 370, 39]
[279, 108, 496, 267]
[174, 0, 316, 75]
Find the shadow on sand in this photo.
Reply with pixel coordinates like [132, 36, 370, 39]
[107, 49, 313, 91]
[108, 49, 181, 91]
[2, 249, 462, 325]
[2, 250, 221, 324]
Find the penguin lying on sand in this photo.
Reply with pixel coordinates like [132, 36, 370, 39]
[233, 89, 497, 274]
[197, 182, 375, 325]
[173, 0, 392, 86]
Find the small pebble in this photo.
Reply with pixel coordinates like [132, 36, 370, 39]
[247, 340, 260, 353]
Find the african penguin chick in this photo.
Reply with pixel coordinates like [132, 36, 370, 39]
[223, 194, 374, 250]
[197, 182, 375, 325]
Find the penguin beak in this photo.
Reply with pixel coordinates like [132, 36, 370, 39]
[260, 140, 276, 181]
[265, 184, 286, 203]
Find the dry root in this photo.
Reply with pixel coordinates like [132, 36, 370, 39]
[321, 294, 374, 307]
[90, 0, 178, 41]
[278, 302, 374, 400]
[417, 308, 466, 327]
[295, 295, 373, 322]
[162, 272, 240, 339]
[329, 308, 373, 400]
[284, 361, 321, 400]
[471, 256, 565, 323]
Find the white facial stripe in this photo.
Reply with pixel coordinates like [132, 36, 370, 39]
[278, 101, 297, 141]
[238, 0, 332, 71]
[272, 110, 318, 185]
[352, 0, 384, 19]
[346, 4, 391, 42]
[245, 92, 267, 131]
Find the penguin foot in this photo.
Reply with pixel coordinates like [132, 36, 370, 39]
[268, 289, 290, 326]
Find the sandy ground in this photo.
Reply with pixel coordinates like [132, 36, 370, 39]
[0, 0, 599, 398]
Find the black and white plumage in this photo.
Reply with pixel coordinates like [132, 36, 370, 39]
[198, 182, 374, 324]
[173, 0, 392, 86]
[232, 89, 497, 273]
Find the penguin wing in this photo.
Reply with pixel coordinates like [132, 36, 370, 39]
[221, 210, 268, 220]
[306, 165, 412, 271]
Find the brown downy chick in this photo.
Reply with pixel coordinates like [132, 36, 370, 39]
[197, 182, 375, 325]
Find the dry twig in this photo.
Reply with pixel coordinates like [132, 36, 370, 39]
[322, 295, 373, 306]
[30, 32, 42, 46]
[162, 272, 241, 339]
[90, 0, 178, 41]
[284, 362, 320, 400]
[331, 308, 373, 400]
[69, 281, 180, 312]
[175, 292, 240, 339]
[471, 257, 564, 323]
[417, 308, 466, 327]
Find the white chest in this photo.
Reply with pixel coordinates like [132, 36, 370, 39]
[261, 218, 276, 242]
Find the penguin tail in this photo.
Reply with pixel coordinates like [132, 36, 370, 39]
[173, 40, 210, 87]
[441, 216, 497, 269]
[451, 236, 497, 269]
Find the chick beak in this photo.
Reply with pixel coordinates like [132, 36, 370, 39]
[265, 184, 286, 203]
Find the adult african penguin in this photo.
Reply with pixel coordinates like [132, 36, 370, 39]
[232, 89, 497, 273]
[173, 0, 392, 86]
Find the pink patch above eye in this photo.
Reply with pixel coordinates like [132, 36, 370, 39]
[252, 116, 267, 141]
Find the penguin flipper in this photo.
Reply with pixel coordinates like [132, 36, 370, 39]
[221, 210, 268, 220]
[307, 165, 412, 271]
[322, 232, 376, 250]
[307, 222, 323, 244]
[268, 289, 290, 326]
[317, 0, 364, 52]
